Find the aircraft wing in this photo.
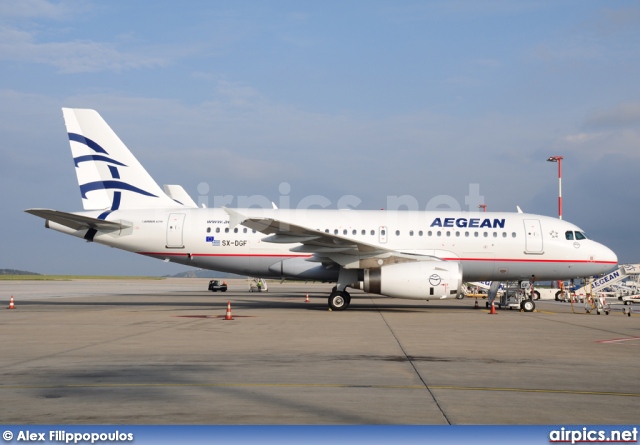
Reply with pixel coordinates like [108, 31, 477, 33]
[25, 208, 129, 231]
[224, 208, 439, 269]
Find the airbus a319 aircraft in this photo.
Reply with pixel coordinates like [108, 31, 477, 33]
[26, 109, 618, 311]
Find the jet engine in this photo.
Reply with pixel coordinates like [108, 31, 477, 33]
[363, 261, 462, 300]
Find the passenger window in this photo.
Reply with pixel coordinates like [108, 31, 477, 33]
[575, 231, 586, 240]
[334, 229, 338, 235]
[381, 229, 386, 236]
[455, 231, 460, 237]
[370, 230, 375, 235]
[361, 229, 366, 235]
[565, 231, 574, 240]
[243, 228, 247, 233]
[343, 229, 347, 235]
[474, 232, 478, 237]
[216, 228, 220, 233]
[465, 231, 469, 237]
[502, 232, 506, 238]
[352, 229, 357, 235]
[418, 230, 423, 236]
[437, 231, 441, 237]
[493, 232, 497, 238]
[483, 232, 488, 237]
[225, 228, 229, 233]
[410, 230, 414, 236]
[428, 231, 432, 236]
[446, 231, 451, 237]
[325, 229, 329, 233]
[511, 232, 516, 238]
[396, 230, 400, 236]
[234, 228, 238, 233]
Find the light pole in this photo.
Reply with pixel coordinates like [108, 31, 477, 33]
[547, 156, 563, 220]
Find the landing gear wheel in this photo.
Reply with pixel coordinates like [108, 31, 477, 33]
[343, 290, 351, 306]
[328, 291, 350, 311]
[533, 290, 541, 300]
[520, 299, 535, 312]
[555, 290, 561, 301]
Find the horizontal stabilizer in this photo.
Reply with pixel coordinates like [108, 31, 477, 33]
[25, 208, 129, 231]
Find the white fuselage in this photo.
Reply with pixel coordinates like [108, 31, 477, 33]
[48, 208, 618, 285]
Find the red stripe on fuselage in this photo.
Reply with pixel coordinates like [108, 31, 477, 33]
[136, 252, 614, 264]
[137, 252, 313, 258]
[449, 257, 616, 264]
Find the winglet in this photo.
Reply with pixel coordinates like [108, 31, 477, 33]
[163, 185, 198, 208]
[222, 207, 246, 228]
[516, 206, 523, 214]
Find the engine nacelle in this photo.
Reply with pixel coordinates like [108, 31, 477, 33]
[363, 261, 462, 300]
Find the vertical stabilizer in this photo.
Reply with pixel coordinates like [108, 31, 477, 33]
[62, 108, 182, 211]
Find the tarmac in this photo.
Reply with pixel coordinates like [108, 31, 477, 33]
[1, 278, 638, 425]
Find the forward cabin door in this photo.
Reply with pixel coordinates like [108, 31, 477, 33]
[523, 219, 543, 254]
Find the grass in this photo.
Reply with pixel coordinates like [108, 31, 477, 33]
[0, 275, 164, 281]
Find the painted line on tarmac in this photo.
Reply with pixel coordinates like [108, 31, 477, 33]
[596, 336, 640, 344]
[431, 385, 640, 398]
[0, 382, 638, 398]
[0, 382, 424, 390]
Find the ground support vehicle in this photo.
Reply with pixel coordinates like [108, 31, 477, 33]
[208, 280, 228, 292]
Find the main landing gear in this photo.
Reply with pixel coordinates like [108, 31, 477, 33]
[328, 268, 357, 311]
[328, 286, 351, 311]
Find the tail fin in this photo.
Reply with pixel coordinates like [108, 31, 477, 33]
[62, 108, 183, 211]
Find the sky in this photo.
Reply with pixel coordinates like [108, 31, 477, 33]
[1, 0, 639, 275]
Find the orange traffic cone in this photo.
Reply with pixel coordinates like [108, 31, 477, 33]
[224, 301, 233, 320]
[305, 294, 310, 303]
[8, 296, 15, 309]
[474, 300, 478, 309]
[489, 301, 497, 315]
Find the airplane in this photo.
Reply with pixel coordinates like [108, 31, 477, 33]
[26, 108, 618, 312]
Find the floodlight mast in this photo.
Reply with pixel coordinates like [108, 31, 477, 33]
[547, 156, 564, 220]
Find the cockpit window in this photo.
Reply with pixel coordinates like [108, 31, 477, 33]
[565, 231, 574, 240]
[575, 231, 587, 240]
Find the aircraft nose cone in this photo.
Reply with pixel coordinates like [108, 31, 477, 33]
[599, 244, 618, 270]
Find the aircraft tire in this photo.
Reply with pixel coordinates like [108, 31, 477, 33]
[555, 290, 562, 301]
[521, 299, 535, 312]
[533, 290, 540, 300]
[328, 291, 349, 311]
